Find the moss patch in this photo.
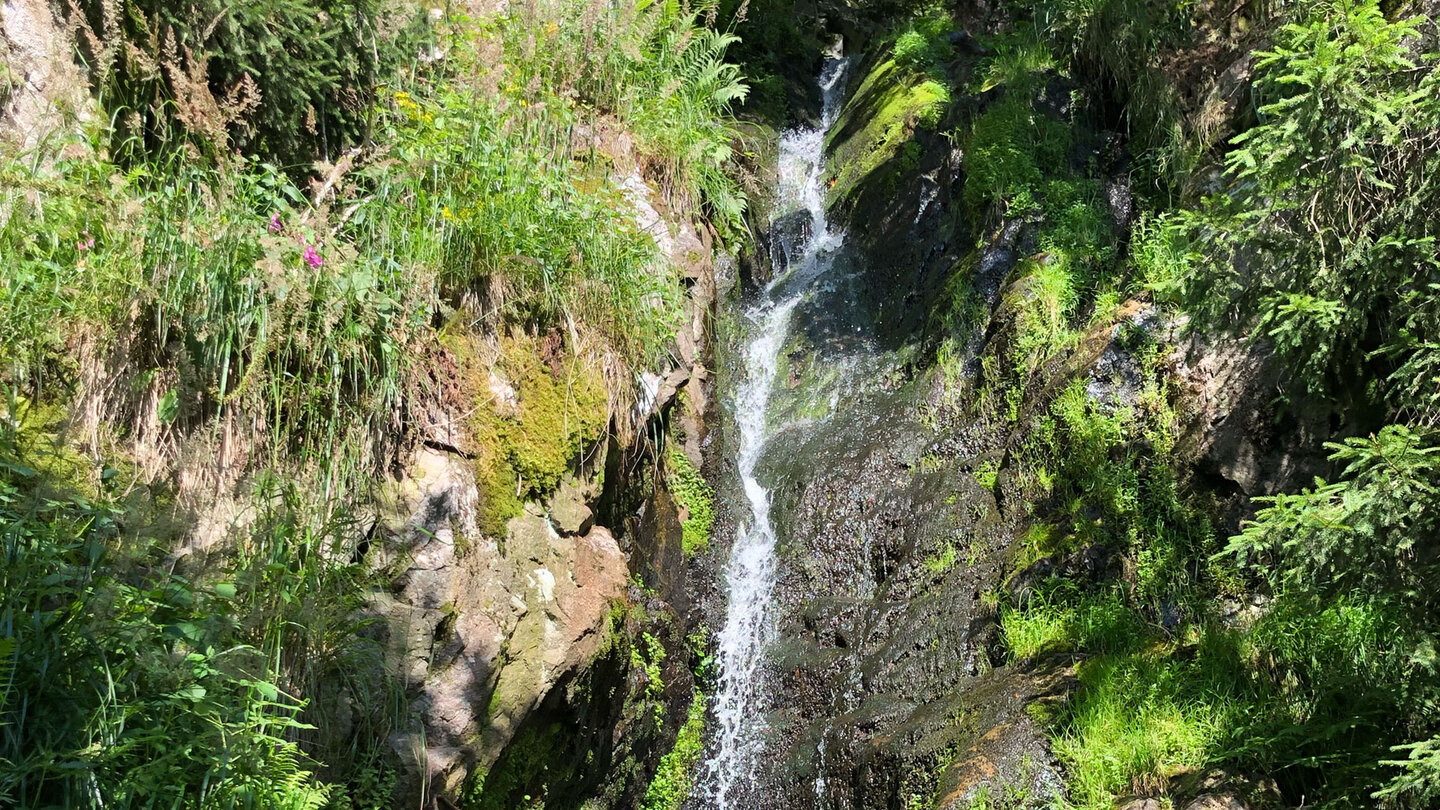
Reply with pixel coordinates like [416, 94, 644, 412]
[462, 333, 609, 537]
[827, 58, 952, 204]
[462, 721, 567, 810]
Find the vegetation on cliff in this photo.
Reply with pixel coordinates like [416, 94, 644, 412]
[0, 0, 744, 805]
[939, 0, 1440, 806]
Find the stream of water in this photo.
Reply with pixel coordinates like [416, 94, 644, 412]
[699, 57, 851, 810]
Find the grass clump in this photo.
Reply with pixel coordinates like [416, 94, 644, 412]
[69, 0, 431, 169]
[1048, 637, 1238, 805]
[667, 449, 715, 556]
[1005, 580, 1419, 808]
[962, 94, 1071, 219]
[0, 149, 427, 489]
[893, 15, 955, 77]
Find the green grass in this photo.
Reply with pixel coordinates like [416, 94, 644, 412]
[1004, 587, 1420, 809]
[1051, 640, 1239, 805]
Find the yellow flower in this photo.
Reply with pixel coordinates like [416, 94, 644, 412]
[545, 22, 559, 35]
[442, 206, 453, 220]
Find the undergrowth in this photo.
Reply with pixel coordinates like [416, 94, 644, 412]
[974, 1, 1440, 806]
[666, 448, 716, 556]
[1, 0, 749, 804]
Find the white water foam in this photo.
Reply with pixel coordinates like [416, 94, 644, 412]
[700, 57, 850, 809]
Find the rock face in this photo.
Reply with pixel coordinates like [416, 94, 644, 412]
[694, 5, 1321, 806]
[373, 447, 631, 797]
[693, 32, 1070, 808]
[363, 235, 716, 807]
[345, 99, 725, 808]
[1, 0, 93, 149]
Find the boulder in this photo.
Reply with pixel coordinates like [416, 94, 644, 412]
[549, 477, 595, 536]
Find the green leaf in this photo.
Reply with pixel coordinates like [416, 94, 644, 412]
[157, 389, 179, 425]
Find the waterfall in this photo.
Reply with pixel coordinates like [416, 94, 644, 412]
[700, 57, 850, 810]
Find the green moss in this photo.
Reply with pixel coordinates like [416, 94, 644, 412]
[828, 60, 953, 203]
[973, 459, 1000, 493]
[640, 689, 708, 810]
[923, 541, 958, 575]
[462, 721, 566, 810]
[666, 449, 715, 556]
[496, 335, 608, 491]
[470, 334, 609, 537]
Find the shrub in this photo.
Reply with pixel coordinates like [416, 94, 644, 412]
[1185, 1, 1440, 411]
[0, 453, 366, 807]
[1225, 425, 1440, 802]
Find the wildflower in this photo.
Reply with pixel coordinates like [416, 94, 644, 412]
[303, 245, 324, 269]
[269, 212, 283, 232]
[76, 229, 94, 251]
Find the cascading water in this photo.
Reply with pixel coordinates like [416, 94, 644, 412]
[700, 57, 850, 809]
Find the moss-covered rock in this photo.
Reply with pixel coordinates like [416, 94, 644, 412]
[463, 333, 609, 537]
[825, 58, 951, 205]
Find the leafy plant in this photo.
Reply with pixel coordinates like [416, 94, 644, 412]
[667, 448, 716, 555]
[640, 690, 707, 810]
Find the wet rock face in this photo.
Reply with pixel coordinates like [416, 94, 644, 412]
[729, 379, 1063, 809]
[691, 34, 1070, 806]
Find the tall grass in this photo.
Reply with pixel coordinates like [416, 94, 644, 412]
[0, 444, 369, 807]
[1, 0, 751, 805]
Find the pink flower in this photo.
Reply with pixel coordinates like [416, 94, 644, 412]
[269, 213, 283, 232]
[77, 229, 94, 251]
[303, 245, 323, 269]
